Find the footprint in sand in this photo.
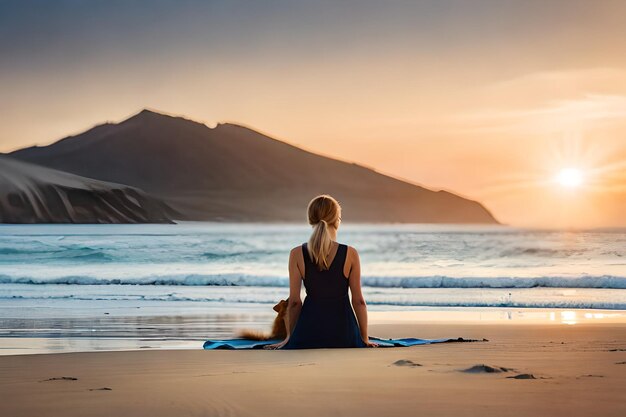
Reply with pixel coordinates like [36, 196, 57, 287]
[507, 374, 537, 379]
[40, 377, 78, 382]
[461, 364, 513, 373]
[392, 359, 422, 367]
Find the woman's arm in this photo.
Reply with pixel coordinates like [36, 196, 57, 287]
[265, 247, 303, 349]
[285, 247, 303, 337]
[348, 247, 377, 347]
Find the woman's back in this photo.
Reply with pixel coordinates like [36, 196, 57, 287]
[301, 242, 349, 299]
[283, 241, 365, 349]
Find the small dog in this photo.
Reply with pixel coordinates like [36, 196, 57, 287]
[238, 299, 289, 341]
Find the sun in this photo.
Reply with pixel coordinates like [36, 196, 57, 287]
[556, 168, 583, 188]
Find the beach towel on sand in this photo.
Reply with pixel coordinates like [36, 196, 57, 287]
[203, 336, 474, 350]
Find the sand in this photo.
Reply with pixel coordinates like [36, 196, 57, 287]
[0, 156, 174, 223]
[0, 323, 624, 417]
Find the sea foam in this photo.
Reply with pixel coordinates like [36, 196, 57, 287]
[0, 273, 624, 289]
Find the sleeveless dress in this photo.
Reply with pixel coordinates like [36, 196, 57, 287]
[283, 242, 366, 349]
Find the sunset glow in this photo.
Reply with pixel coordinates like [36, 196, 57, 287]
[556, 168, 583, 188]
[0, 1, 625, 228]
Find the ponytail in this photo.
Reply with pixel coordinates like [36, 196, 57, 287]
[306, 195, 341, 271]
[308, 219, 334, 270]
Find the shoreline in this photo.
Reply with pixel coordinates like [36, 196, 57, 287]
[1, 307, 624, 356]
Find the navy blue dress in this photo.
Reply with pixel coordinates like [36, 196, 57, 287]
[283, 242, 366, 349]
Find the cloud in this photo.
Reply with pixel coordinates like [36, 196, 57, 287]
[459, 94, 626, 134]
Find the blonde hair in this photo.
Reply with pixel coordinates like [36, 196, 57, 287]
[306, 194, 341, 270]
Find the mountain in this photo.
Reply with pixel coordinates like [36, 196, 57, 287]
[0, 156, 174, 223]
[7, 109, 498, 223]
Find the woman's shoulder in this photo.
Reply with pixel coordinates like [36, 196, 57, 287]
[342, 243, 357, 251]
[289, 244, 306, 257]
[342, 244, 359, 258]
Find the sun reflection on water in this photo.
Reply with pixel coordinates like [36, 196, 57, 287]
[561, 310, 577, 325]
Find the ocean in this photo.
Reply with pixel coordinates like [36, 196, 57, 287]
[0, 222, 625, 354]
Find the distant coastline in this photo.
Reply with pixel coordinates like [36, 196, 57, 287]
[3, 109, 498, 224]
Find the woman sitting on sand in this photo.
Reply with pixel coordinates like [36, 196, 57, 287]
[265, 194, 378, 349]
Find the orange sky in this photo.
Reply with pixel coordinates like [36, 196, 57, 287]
[1, 1, 625, 228]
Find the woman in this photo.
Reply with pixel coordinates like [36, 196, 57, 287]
[265, 195, 378, 349]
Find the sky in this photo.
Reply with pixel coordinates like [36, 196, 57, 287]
[1, 0, 626, 228]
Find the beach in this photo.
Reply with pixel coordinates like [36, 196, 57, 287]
[1, 321, 624, 417]
[1, 223, 624, 415]
[2, 2, 626, 416]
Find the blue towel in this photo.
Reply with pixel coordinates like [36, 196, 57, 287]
[203, 336, 467, 350]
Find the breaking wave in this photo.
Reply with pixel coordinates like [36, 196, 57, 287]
[0, 274, 624, 289]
